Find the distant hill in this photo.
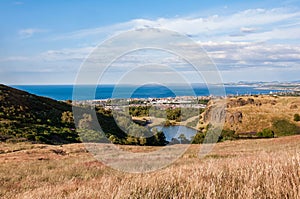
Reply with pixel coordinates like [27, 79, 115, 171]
[0, 84, 80, 144]
[202, 95, 300, 137]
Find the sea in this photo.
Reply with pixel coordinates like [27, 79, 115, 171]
[11, 84, 282, 101]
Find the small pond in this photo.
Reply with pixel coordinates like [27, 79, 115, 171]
[152, 125, 197, 142]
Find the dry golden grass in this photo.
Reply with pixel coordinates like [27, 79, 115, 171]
[222, 95, 300, 133]
[1, 135, 300, 198]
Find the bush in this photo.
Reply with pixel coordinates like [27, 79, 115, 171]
[220, 129, 237, 141]
[272, 119, 300, 136]
[257, 128, 274, 138]
[294, 114, 300, 122]
[191, 132, 205, 144]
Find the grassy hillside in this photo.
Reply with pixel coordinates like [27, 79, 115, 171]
[0, 84, 164, 145]
[0, 84, 80, 144]
[0, 135, 299, 198]
[202, 95, 300, 137]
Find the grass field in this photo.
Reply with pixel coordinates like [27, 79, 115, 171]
[1, 135, 300, 198]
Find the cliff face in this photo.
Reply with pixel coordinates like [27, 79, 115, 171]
[202, 96, 300, 134]
[203, 102, 226, 124]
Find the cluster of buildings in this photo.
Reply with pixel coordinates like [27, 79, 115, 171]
[73, 96, 210, 110]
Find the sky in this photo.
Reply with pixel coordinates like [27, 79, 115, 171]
[1, 0, 300, 85]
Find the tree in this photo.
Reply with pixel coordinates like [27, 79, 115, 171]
[191, 132, 205, 144]
[178, 133, 189, 144]
[147, 129, 168, 146]
[109, 135, 118, 143]
[166, 108, 181, 120]
[164, 120, 171, 126]
[155, 131, 168, 146]
[126, 136, 138, 145]
[139, 136, 147, 145]
[169, 137, 180, 144]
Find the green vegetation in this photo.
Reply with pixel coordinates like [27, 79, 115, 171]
[166, 108, 181, 121]
[178, 133, 190, 144]
[0, 84, 79, 144]
[129, 105, 204, 122]
[77, 109, 168, 146]
[191, 132, 205, 144]
[1, 84, 300, 146]
[0, 85, 168, 146]
[257, 128, 274, 138]
[272, 119, 300, 136]
[197, 98, 210, 105]
[129, 106, 151, 117]
[294, 113, 300, 122]
[219, 129, 238, 141]
[167, 107, 204, 121]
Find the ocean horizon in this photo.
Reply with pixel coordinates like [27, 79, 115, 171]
[11, 84, 282, 101]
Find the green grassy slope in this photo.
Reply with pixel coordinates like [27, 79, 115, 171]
[0, 84, 80, 144]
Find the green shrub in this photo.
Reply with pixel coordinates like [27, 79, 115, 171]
[257, 128, 274, 138]
[220, 129, 237, 141]
[34, 135, 47, 143]
[191, 132, 205, 144]
[294, 114, 300, 122]
[272, 119, 300, 136]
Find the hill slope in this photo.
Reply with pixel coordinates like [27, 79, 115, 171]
[0, 84, 79, 144]
[202, 95, 300, 136]
[0, 84, 159, 145]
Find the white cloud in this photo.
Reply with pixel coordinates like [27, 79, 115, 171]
[52, 7, 300, 43]
[40, 47, 94, 62]
[200, 41, 300, 70]
[240, 27, 257, 33]
[6, 7, 300, 83]
[18, 28, 48, 38]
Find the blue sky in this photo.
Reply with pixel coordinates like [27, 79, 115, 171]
[1, 0, 300, 84]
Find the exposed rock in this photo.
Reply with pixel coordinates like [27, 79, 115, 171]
[227, 98, 254, 108]
[226, 111, 243, 124]
[247, 98, 255, 104]
[203, 104, 226, 124]
[236, 98, 247, 106]
[233, 111, 243, 123]
[290, 104, 298, 109]
[227, 114, 235, 125]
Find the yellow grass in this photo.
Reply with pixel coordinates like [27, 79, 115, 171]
[221, 96, 300, 133]
[1, 135, 300, 198]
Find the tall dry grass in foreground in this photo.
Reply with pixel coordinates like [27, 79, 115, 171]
[1, 136, 300, 198]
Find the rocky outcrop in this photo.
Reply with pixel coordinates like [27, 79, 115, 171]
[226, 111, 243, 125]
[290, 104, 298, 109]
[227, 98, 257, 108]
[203, 104, 226, 124]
